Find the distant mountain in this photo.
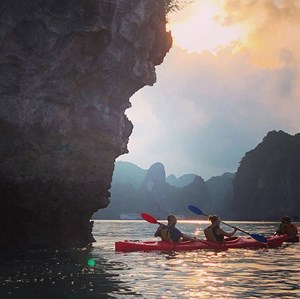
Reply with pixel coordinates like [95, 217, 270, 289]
[232, 130, 300, 220]
[112, 161, 147, 189]
[206, 172, 235, 218]
[93, 162, 212, 219]
[95, 130, 300, 221]
[182, 175, 213, 217]
[166, 173, 196, 188]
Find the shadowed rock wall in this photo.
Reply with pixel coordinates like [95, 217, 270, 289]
[232, 131, 300, 220]
[0, 0, 171, 249]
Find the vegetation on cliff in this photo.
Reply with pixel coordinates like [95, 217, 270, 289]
[164, 0, 193, 13]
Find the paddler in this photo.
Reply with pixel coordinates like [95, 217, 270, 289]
[154, 214, 197, 242]
[274, 215, 298, 236]
[204, 215, 237, 243]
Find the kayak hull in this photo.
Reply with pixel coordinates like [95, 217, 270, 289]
[285, 235, 299, 243]
[115, 235, 287, 252]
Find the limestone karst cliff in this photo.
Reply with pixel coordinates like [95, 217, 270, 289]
[0, 0, 171, 249]
[232, 130, 300, 220]
[94, 162, 213, 219]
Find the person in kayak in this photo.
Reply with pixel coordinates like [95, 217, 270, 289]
[204, 215, 237, 243]
[154, 214, 197, 242]
[275, 215, 298, 236]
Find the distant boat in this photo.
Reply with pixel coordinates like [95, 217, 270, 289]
[120, 213, 141, 220]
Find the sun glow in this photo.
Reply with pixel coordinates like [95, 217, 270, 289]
[168, 1, 243, 54]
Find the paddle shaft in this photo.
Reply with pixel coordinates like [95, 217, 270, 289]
[200, 211, 248, 235]
[188, 205, 267, 243]
[202, 213, 240, 236]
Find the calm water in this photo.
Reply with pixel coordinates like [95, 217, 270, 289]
[0, 220, 299, 298]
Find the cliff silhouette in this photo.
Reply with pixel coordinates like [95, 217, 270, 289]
[0, 0, 171, 250]
[99, 129, 300, 221]
[94, 161, 218, 219]
[232, 130, 300, 220]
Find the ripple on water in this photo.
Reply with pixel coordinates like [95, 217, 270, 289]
[1, 220, 299, 298]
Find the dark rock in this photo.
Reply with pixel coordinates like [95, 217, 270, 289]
[232, 130, 300, 220]
[140, 162, 166, 191]
[183, 175, 213, 217]
[206, 172, 235, 218]
[0, 0, 172, 249]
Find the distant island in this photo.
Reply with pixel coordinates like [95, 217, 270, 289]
[232, 130, 300, 221]
[94, 130, 300, 221]
[93, 161, 235, 220]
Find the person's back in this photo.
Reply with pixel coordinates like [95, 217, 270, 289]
[155, 223, 183, 242]
[285, 223, 298, 236]
[204, 215, 237, 243]
[154, 215, 197, 242]
[275, 216, 298, 236]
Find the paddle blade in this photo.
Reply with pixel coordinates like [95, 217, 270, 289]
[188, 205, 204, 216]
[250, 234, 268, 243]
[140, 213, 158, 224]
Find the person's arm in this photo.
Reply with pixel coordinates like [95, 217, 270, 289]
[217, 227, 237, 238]
[276, 223, 284, 235]
[168, 227, 196, 242]
[294, 224, 298, 234]
[154, 226, 161, 237]
[181, 233, 198, 242]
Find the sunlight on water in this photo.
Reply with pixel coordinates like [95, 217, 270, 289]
[0, 220, 299, 298]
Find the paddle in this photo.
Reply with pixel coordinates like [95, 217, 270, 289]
[140, 213, 162, 225]
[141, 212, 205, 245]
[188, 205, 268, 243]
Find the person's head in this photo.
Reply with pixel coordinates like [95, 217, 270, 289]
[281, 215, 291, 224]
[167, 214, 177, 226]
[208, 215, 220, 225]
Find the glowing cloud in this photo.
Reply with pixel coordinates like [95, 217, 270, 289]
[168, 1, 243, 54]
[119, 0, 300, 179]
[220, 0, 300, 68]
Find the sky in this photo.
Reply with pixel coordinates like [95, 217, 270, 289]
[118, 0, 300, 180]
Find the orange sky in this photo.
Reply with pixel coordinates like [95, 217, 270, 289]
[118, 0, 300, 179]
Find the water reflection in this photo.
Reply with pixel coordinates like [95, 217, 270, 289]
[0, 246, 136, 298]
[97, 220, 300, 298]
[1, 220, 299, 298]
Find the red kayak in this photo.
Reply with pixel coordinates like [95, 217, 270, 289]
[115, 235, 287, 252]
[285, 235, 299, 243]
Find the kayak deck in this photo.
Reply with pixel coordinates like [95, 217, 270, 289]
[115, 235, 287, 252]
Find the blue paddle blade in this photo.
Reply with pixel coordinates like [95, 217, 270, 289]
[250, 234, 268, 243]
[188, 205, 204, 216]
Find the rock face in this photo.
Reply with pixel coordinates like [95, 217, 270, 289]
[206, 172, 235, 219]
[140, 162, 166, 193]
[166, 173, 196, 188]
[94, 162, 213, 219]
[232, 130, 300, 220]
[0, 0, 171, 249]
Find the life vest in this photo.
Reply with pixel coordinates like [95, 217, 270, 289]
[284, 223, 298, 236]
[160, 226, 172, 241]
[204, 226, 224, 243]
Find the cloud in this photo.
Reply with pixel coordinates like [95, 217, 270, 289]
[118, 1, 300, 180]
[220, 0, 300, 68]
